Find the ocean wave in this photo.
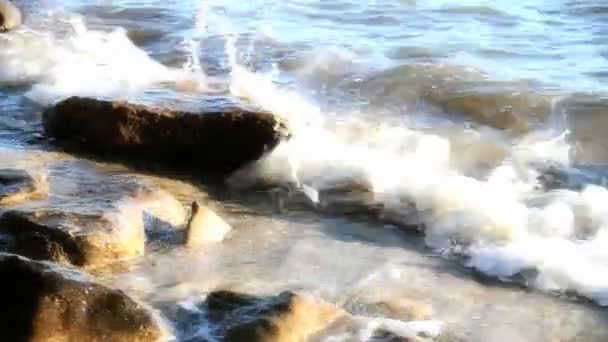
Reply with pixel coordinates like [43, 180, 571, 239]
[6, 0, 608, 310]
[224, 55, 608, 306]
[350, 63, 553, 132]
[0, 15, 206, 105]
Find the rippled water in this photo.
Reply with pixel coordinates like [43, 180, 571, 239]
[2, 0, 608, 341]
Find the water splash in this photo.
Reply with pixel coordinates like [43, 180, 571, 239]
[215, 20, 608, 305]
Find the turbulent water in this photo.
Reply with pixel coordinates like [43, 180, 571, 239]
[2, 0, 608, 341]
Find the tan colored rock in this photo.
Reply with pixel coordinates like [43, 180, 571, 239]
[0, 186, 189, 268]
[43, 96, 290, 178]
[184, 201, 232, 247]
[0, 0, 22, 33]
[0, 253, 167, 342]
[0, 168, 48, 206]
[0, 208, 145, 268]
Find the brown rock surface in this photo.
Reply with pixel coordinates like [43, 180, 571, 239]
[0, 253, 166, 342]
[42, 96, 290, 178]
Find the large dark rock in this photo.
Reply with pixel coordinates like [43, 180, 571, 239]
[0, 0, 22, 32]
[0, 253, 167, 342]
[42, 97, 290, 178]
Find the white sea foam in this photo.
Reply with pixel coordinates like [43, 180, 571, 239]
[0, 15, 206, 105]
[222, 28, 608, 305]
[6, 1, 608, 308]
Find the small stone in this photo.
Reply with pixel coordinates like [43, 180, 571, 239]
[184, 201, 232, 247]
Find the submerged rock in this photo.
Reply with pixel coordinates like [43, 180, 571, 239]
[0, 253, 166, 342]
[0, 168, 48, 205]
[43, 97, 290, 178]
[215, 292, 341, 342]
[184, 201, 232, 247]
[0, 0, 22, 32]
[0, 188, 185, 268]
[166, 291, 342, 341]
[169, 290, 445, 342]
[536, 164, 608, 191]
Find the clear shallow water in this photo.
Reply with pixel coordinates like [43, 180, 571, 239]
[2, 0, 608, 341]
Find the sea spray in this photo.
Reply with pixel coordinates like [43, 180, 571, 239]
[217, 20, 608, 305]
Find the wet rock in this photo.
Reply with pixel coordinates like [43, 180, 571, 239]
[0, 202, 148, 268]
[536, 164, 608, 191]
[0, 0, 22, 32]
[0, 209, 144, 268]
[168, 290, 446, 342]
[202, 291, 343, 342]
[0, 168, 48, 205]
[184, 201, 232, 247]
[0, 253, 166, 342]
[42, 97, 290, 179]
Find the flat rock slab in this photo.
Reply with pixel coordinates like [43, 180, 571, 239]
[0, 168, 48, 205]
[0, 188, 186, 268]
[43, 96, 290, 178]
[0, 253, 166, 342]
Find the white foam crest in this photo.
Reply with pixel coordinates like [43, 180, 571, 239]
[224, 53, 608, 304]
[1, 16, 206, 105]
[229, 64, 324, 130]
[467, 237, 608, 305]
[107, 190, 187, 242]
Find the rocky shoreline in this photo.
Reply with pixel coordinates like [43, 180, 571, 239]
[0, 96, 453, 341]
[3, 94, 605, 341]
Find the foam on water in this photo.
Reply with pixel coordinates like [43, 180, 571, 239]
[4, 0, 608, 310]
[0, 14, 207, 105]
[220, 24, 608, 305]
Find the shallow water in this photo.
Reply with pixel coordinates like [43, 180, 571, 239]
[2, 0, 608, 341]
